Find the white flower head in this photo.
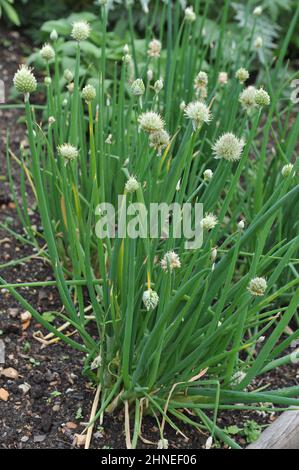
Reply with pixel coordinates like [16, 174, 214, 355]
[247, 277, 267, 296]
[239, 86, 257, 111]
[203, 169, 213, 181]
[185, 6, 196, 22]
[160, 251, 181, 272]
[13, 65, 37, 95]
[255, 88, 270, 107]
[131, 78, 145, 96]
[184, 101, 212, 130]
[148, 39, 162, 58]
[71, 21, 91, 42]
[200, 213, 218, 231]
[235, 67, 249, 84]
[138, 111, 164, 133]
[142, 289, 159, 311]
[281, 163, 294, 178]
[40, 43, 55, 61]
[81, 84, 96, 102]
[125, 175, 140, 193]
[57, 143, 79, 161]
[218, 71, 228, 85]
[213, 133, 245, 162]
[149, 129, 170, 155]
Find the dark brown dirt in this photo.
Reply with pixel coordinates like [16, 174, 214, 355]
[0, 23, 298, 450]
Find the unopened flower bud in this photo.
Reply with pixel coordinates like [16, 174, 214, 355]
[147, 68, 153, 82]
[203, 169, 213, 181]
[50, 29, 58, 41]
[154, 79, 163, 94]
[64, 69, 73, 82]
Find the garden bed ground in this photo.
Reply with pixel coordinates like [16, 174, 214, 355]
[0, 24, 298, 450]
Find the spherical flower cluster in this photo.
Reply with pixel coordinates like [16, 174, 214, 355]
[40, 43, 55, 61]
[13, 65, 37, 95]
[185, 6, 196, 22]
[239, 86, 257, 111]
[235, 67, 249, 84]
[138, 111, 164, 133]
[57, 143, 79, 161]
[142, 289, 159, 311]
[200, 213, 218, 231]
[131, 78, 145, 96]
[71, 21, 91, 42]
[218, 71, 228, 85]
[160, 251, 181, 272]
[64, 69, 74, 82]
[81, 84, 96, 102]
[147, 39, 162, 58]
[203, 169, 213, 181]
[125, 175, 140, 193]
[213, 133, 245, 162]
[281, 163, 294, 178]
[149, 129, 170, 155]
[255, 88, 270, 107]
[184, 101, 212, 130]
[247, 277, 267, 296]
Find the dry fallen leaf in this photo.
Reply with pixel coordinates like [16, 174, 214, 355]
[0, 388, 9, 401]
[66, 422, 77, 430]
[73, 433, 86, 447]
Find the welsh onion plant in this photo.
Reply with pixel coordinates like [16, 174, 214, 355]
[2, 0, 299, 448]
